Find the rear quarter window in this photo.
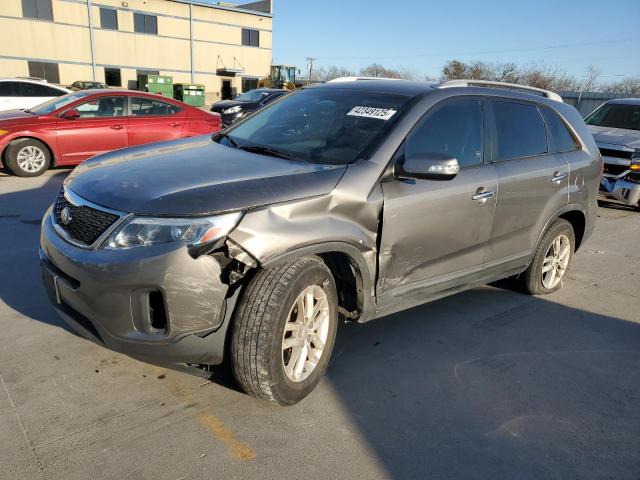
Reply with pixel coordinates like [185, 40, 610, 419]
[492, 100, 548, 160]
[540, 107, 579, 153]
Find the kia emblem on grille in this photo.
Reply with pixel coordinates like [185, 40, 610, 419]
[60, 207, 73, 225]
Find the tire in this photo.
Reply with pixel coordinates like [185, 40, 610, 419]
[519, 219, 575, 295]
[5, 138, 51, 177]
[230, 256, 338, 405]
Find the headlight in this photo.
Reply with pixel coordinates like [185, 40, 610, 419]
[223, 105, 242, 115]
[104, 212, 243, 250]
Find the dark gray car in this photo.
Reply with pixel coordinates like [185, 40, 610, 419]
[40, 79, 600, 405]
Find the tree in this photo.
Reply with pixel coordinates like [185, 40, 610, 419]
[581, 65, 602, 92]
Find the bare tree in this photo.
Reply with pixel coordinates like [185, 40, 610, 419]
[441, 59, 578, 91]
[311, 65, 355, 82]
[581, 65, 602, 92]
[607, 77, 640, 96]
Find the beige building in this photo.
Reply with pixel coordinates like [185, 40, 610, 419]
[0, 0, 273, 100]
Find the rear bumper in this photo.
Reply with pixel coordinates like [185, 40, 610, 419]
[599, 176, 640, 206]
[39, 211, 231, 365]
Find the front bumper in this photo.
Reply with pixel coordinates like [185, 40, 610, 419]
[39, 212, 231, 365]
[599, 175, 640, 206]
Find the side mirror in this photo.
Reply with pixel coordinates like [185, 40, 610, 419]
[60, 109, 80, 120]
[397, 153, 460, 180]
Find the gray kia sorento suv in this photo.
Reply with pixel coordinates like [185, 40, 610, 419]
[40, 79, 600, 405]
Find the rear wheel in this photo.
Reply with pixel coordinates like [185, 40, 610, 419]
[5, 138, 51, 177]
[230, 256, 338, 405]
[519, 219, 575, 295]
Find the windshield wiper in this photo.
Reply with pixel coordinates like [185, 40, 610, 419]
[236, 145, 300, 161]
[22, 109, 35, 114]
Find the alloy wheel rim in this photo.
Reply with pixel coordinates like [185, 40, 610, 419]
[541, 234, 571, 289]
[16, 146, 46, 173]
[281, 284, 330, 383]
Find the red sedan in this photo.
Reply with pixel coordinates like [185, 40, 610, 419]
[0, 89, 221, 177]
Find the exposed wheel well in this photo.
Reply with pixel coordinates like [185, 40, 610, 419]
[1, 136, 56, 168]
[559, 210, 586, 251]
[317, 252, 364, 321]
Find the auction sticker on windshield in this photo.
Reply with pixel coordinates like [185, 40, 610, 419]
[347, 106, 397, 120]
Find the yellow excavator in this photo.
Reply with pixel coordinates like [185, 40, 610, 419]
[258, 65, 302, 90]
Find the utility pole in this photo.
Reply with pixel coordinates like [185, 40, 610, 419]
[306, 57, 316, 82]
[87, 0, 97, 81]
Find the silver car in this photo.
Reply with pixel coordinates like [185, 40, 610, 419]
[40, 80, 600, 404]
[585, 98, 640, 210]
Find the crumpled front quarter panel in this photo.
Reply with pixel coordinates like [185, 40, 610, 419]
[228, 162, 384, 303]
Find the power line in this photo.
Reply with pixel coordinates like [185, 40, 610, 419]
[315, 37, 640, 62]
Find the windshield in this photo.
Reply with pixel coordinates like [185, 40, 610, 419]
[586, 103, 640, 131]
[221, 87, 412, 165]
[235, 90, 271, 102]
[30, 91, 91, 114]
[85, 82, 107, 89]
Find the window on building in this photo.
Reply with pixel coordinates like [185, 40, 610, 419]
[104, 68, 122, 87]
[100, 8, 118, 30]
[242, 78, 259, 92]
[28, 61, 60, 84]
[22, 0, 53, 21]
[131, 97, 181, 116]
[492, 100, 548, 160]
[241, 28, 259, 47]
[407, 99, 484, 168]
[134, 13, 158, 34]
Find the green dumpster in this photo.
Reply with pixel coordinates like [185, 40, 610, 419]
[137, 74, 173, 98]
[174, 83, 206, 107]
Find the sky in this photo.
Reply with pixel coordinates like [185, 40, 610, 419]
[272, 0, 640, 81]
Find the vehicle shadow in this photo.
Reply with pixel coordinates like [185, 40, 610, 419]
[0, 170, 75, 333]
[324, 287, 640, 479]
[597, 198, 638, 213]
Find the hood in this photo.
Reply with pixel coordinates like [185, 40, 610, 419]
[588, 125, 640, 149]
[0, 109, 49, 127]
[66, 136, 346, 215]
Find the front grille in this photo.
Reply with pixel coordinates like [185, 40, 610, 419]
[54, 189, 120, 246]
[599, 148, 632, 160]
[603, 163, 629, 176]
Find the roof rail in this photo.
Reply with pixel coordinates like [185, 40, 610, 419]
[435, 79, 563, 102]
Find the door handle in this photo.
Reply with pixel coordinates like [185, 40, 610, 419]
[550, 171, 567, 185]
[169, 122, 181, 127]
[472, 188, 496, 204]
[110, 125, 124, 130]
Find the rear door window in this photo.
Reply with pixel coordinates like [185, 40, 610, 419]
[492, 100, 548, 160]
[131, 97, 181, 116]
[0, 82, 19, 96]
[540, 107, 579, 153]
[406, 99, 484, 168]
[18, 82, 61, 97]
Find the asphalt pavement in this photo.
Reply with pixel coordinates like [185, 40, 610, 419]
[1, 169, 639, 480]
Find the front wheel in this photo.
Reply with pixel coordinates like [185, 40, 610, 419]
[5, 138, 51, 177]
[519, 218, 575, 295]
[230, 256, 338, 405]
